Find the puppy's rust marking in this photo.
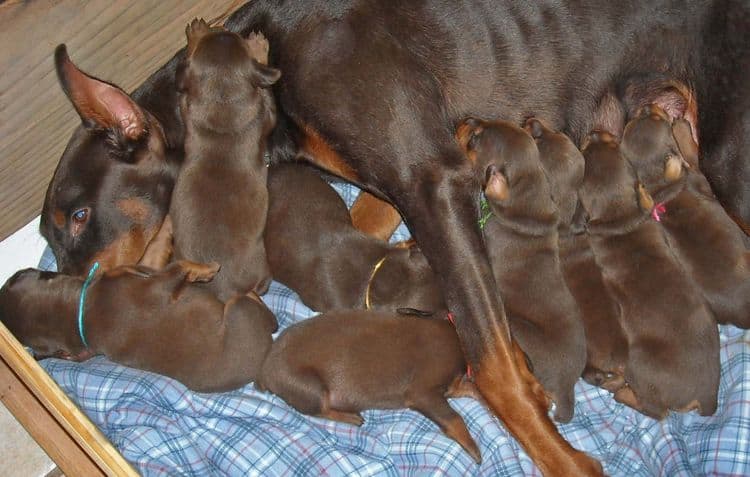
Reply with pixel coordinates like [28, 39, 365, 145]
[350, 192, 402, 241]
[299, 124, 360, 183]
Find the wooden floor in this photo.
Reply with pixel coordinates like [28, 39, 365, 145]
[0, 0, 240, 241]
[0, 1, 241, 474]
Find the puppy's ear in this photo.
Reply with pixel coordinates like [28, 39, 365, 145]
[525, 118, 545, 139]
[186, 18, 211, 56]
[637, 182, 655, 212]
[249, 63, 281, 88]
[55, 45, 147, 140]
[456, 118, 484, 156]
[664, 153, 685, 182]
[484, 164, 509, 202]
[672, 118, 699, 169]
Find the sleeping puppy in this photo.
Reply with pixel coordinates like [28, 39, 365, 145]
[170, 20, 280, 301]
[258, 309, 482, 463]
[456, 118, 586, 423]
[0, 261, 277, 392]
[578, 131, 720, 419]
[621, 104, 750, 329]
[264, 162, 445, 314]
[526, 118, 628, 392]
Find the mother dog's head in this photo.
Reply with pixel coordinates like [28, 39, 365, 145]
[41, 46, 179, 276]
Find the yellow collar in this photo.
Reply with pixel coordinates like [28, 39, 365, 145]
[364, 255, 388, 310]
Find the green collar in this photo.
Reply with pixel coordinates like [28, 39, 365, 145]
[77, 262, 100, 348]
[478, 196, 493, 230]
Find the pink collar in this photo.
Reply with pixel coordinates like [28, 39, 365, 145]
[651, 202, 667, 222]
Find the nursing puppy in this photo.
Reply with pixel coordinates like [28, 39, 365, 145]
[0, 261, 277, 392]
[621, 105, 750, 329]
[265, 163, 445, 313]
[170, 20, 280, 301]
[258, 309, 482, 463]
[579, 131, 720, 418]
[456, 118, 586, 423]
[526, 119, 627, 392]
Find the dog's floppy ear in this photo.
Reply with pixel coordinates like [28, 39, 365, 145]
[55, 45, 147, 140]
[636, 182, 655, 212]
[672, 118, 699, 169]
[484, 164, 509, 202]
[664, 153, 685, 182]
[186, 18, 211, 56]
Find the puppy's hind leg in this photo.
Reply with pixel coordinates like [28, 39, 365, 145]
[411, 394, 481, 464]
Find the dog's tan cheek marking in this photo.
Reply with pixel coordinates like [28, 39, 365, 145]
[116, 198, 150, 223]
[300, 124, 360, 183]
[90, 226, 155, 272]
[53, 209, 66, 228]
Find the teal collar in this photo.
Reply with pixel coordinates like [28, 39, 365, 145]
[478, 196, 493, 230]
[77, 262, 100, 348]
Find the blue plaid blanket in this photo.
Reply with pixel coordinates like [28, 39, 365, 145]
[37, 182, 750, 476]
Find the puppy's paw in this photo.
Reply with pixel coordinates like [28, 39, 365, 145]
[182, 260, 221, 282]
[247, 31, 270, 64]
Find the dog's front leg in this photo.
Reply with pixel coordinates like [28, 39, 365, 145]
[386, 158, 602, 476]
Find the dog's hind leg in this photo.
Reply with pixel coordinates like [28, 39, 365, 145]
[349, 191, 402, 241]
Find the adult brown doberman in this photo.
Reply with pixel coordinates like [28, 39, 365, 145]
[40, 1, 749, 475]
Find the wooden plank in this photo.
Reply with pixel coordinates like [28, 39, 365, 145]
[0, 321, 137, 476]
[0, 0, 241, 240]
[0, 357, 105, 477]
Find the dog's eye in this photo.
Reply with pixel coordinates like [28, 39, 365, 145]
[70, 208, 90, 237]
[71, 208, 89, 223]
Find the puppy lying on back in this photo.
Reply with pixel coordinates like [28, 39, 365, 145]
[621, 104, 750, 329]
[0, 261, 277, 392]
[456, 118, 586, 423]
[526, 119, 628, 392]
[170, 20, 280, 301]
[579, 131, 720, 419]
[258, 309, 482, 463]
[264, 163, 446, 313]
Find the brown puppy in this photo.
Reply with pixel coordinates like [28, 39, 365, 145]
[578, 132, 720, 419]
[258, 309, 482, 464]
[526, 118, 628, 392]
[265, 163, 445, 313]
[170, 20, 281, 301]
[456, 118, 586, 423]
[621, 105, 750, 329]
[0, 261, 277, 392]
